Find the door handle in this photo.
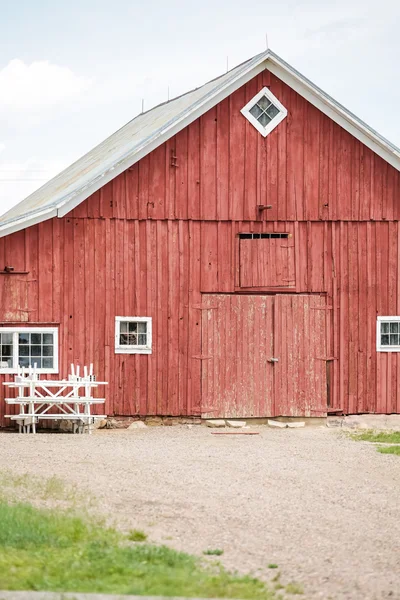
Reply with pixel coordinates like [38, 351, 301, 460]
[267, 358, 279, 363]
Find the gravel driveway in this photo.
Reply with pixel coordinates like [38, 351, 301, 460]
[1, 426, 399, 600]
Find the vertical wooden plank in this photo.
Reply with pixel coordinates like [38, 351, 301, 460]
[37, 221, 53, 322]
[216, 98, 230, 220]
[243, 77, 258, 221]
[187, 120, 201, 220]
[229, 86, 246, 220]
[200, 108, 217, 220]
[175, 129, 189, 220]
[125, 163, 139, 219]
[303, 103, 320, 220]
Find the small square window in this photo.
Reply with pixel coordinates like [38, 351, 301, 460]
[241, 87, 287, 138]
[377, 317, 400, 352]
[115, 317, 152, 354]
[0, 327, 58, 372]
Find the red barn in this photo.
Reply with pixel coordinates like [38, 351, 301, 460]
[1, 49, 400, 426]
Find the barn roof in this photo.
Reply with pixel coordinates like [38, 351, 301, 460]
[1, 49, 400, 237]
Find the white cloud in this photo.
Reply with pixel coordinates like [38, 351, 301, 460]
[0, 59, 92, 112]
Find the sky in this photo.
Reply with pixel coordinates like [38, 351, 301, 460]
[0, 0, 399, 216]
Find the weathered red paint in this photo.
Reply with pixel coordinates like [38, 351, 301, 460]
[1, 68, 400, 424]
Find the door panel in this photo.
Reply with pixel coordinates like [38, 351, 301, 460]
[239, 236, 296, 288]
[274, 295, 327, 417]
[200, 294, 327, 418]
[201, 294, 274, 418]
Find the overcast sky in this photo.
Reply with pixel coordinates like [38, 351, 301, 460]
[0, 0, 399, 216]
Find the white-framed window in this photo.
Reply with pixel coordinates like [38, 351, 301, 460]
[0, 327, 59, 373]
[377, 317, 400, 351]
[241, 86, 287, 137]
[115, 317, 152, 354]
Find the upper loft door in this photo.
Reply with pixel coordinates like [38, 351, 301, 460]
[239, 233, 296, 289]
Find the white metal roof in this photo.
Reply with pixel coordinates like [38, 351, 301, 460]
[1, 49, 400, 237]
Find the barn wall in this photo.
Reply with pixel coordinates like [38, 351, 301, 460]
[1, 218, 400, 425]
[70, 70, 400, 223]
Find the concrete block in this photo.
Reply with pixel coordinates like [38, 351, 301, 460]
[268, 419, 287, 428]
[226, 420, 247, 428]
[287, 421, 305, 428]
[205, 419, 226, 427]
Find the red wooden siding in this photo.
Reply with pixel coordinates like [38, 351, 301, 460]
[70, 72, 400, 224]
[1, 219, 400, 424]
[1, 68, 400, 423]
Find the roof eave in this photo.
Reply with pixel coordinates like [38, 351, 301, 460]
[266, 51, 400, 171]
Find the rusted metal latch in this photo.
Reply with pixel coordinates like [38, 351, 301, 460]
[267, 357, 279, 363]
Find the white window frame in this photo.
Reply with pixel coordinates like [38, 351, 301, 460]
[241, 86, 287, 138]
[115, 317, 152, 355]
[377, 316, 400, 352]
[0, 326, 59, 373]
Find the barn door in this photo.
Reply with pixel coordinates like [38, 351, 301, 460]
[201, 294, 274, 418]
[200, 293, 328, 419]
[274, 295, 327, 417]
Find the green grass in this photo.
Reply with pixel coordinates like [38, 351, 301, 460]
[127, 529, 148, 542]
[0, 500, 275, 598]
[203, 548, 224, 556]
[268, 563, 279, 569]
[0, 470, 91, 507]
[286, 582, 304, 595]
[377, 445, 400, 456]
[351, 430, 400, 444]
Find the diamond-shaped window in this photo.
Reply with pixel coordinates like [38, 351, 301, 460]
[241, 87, 287, 137]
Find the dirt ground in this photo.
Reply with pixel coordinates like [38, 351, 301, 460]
[1, 425, 399, 600]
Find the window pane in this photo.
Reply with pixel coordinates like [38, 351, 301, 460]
[120, 322, 128, 333]
[119, 333, 128, 345]
[0, 357, 12, 367]
[381, 322, 389, 333]
[250, 104, 263, 119]
[127, 334, 137, 345]
[137, 322, 147, 333]
[19, 345, 29, 357]
[257, 96, 271, 110]
[138, 334, 147, 345]
[31, 345, 41, 357]
[0, 333, 12, 344]
[390, 322, 399, 333]
[42, 357, 53, 368]
[31, 358, 42, 368]
[31, 333, 42, 344]
[18, 357, 29, 367]
[1, 344, 12, 357]
[266, 103, 280, 119]
[128, 322, 138, 333]
[381, 334, 390, 345]
[390, 334, 399, 346]
[258, 112, 272, 127]
[19, 333, 29, 344]
[43, 333, 53, 344]
[43, 345, 53, 356]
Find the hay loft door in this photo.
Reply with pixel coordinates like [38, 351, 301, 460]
[200, 294, 328, 418]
